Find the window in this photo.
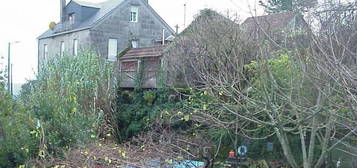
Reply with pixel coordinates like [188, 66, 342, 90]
[108, 39, 118, 61]
[60, 41, 65, 56]
[69, 13, 75, 25]
[131, 40, 138, 48]
[44, 44, 48, 60]
[73, 39, 78, 56]
[130, 7, 138, 22]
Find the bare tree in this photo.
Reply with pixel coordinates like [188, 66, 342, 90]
[167, 6, 356, 168]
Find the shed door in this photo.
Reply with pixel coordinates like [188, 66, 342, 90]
[120, 60, 139, 87]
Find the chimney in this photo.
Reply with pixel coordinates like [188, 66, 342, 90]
[60, 0, 66, 23]
[175, 25, 179, 34]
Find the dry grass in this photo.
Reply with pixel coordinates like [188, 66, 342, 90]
[27, 130, 209, 168]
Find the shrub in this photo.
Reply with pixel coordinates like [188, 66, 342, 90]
[143, 91, 156, 105]
[115, 89, 180, 142]
[20, 51, 115, 154]
[0, 51, 115, 167]
[0, 86, 38, 167]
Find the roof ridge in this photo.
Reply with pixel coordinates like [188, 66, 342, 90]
[130, 45, 166, 50]
[72, 0, 102, 8]
[245, 11, 295, 20]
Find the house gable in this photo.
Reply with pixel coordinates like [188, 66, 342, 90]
[89, 0, 174, 58]
[92, 0, 174, 34]
[241, 12, 311, 49]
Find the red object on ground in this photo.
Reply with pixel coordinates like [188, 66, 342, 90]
[228, 150, 235, 158]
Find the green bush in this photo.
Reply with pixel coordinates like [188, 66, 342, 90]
[0, 85, 37, 167]
[20, 51, 113, 153]
[0, 51, 115, 167]
[115, 89, 180, 141]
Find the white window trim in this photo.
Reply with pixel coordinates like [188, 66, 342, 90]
[130, 6, 138, 22]
[60, 41, 65, 56]
[73, 39, 78, 56]
[108, 39, 118, 61]
[131, 40, 138, 48]
[69, 13, 75, 25]
[44, 44, 48, 61]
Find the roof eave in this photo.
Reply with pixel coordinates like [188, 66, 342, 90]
[38, 27, 91, 40]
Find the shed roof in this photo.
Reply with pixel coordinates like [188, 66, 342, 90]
[120, 45, 166, 59]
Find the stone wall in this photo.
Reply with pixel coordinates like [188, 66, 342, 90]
[38, 29, 91, 67]
[90, 0, 173, 59]
[38, 0, 174, 67]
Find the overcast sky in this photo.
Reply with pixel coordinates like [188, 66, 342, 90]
[0, 0, 263, 84]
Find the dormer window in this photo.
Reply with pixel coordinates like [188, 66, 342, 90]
[130, 7, 138, 22]
[69, 13, 75, 25]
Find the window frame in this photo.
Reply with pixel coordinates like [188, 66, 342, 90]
[108, 38, 118, 61]
[131, 40, 139, 48]
[130, 6, 138, 22]
[73, 39, 78, 56]
[43, 44, 48, 60]
[69, 13, 75, 25]
[60, 41, 65, 56]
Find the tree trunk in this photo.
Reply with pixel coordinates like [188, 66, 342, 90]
[314, 113, 333, 168]
[299, 125, 309, 168]
[275, 128, 299, 168]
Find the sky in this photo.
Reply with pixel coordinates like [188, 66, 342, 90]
[0, 0, 263, 85]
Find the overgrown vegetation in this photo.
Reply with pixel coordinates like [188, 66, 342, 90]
[1, 2, 357, 168]
[0, 51, 116, 167]
[115, 88, 181, 141]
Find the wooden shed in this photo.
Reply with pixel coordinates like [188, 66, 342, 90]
[119, 45, 165, 88]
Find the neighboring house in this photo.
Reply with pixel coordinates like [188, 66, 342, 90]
[163, 9, 242, 88]
[38, 0, 174, 68]
[241, 11, 310, 49]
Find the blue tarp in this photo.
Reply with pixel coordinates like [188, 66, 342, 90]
[125, 160, 205, 168]
[175, 160, 205, 168]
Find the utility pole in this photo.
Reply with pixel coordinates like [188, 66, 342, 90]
[162, 28, 166, 45]
[7, 41, 19, 96]
[7, 42, 10, 95]
[175, 24, 179, 34]
[10, 63, 13, 96]
[184, 3, 187, 29]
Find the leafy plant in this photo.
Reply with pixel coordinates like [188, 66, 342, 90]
[0, 50, 115, 167]
[0, 85, 37, 167]
[143, 91, 156, 105]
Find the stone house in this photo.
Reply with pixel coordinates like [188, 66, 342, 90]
[37, 0, 174, 68]
[241, 12, 311, 49]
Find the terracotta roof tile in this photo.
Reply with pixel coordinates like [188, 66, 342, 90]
[120, 45, 165, 59]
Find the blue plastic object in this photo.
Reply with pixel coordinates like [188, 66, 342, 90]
[175, 160, 205, 168]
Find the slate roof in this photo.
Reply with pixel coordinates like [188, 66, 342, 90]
[73, 0, 101, 8]
[38, 0, 125, 39]
[38, 0, 174, 39]
[241, 12, 296, 33]
[120, 45, 165, 59]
